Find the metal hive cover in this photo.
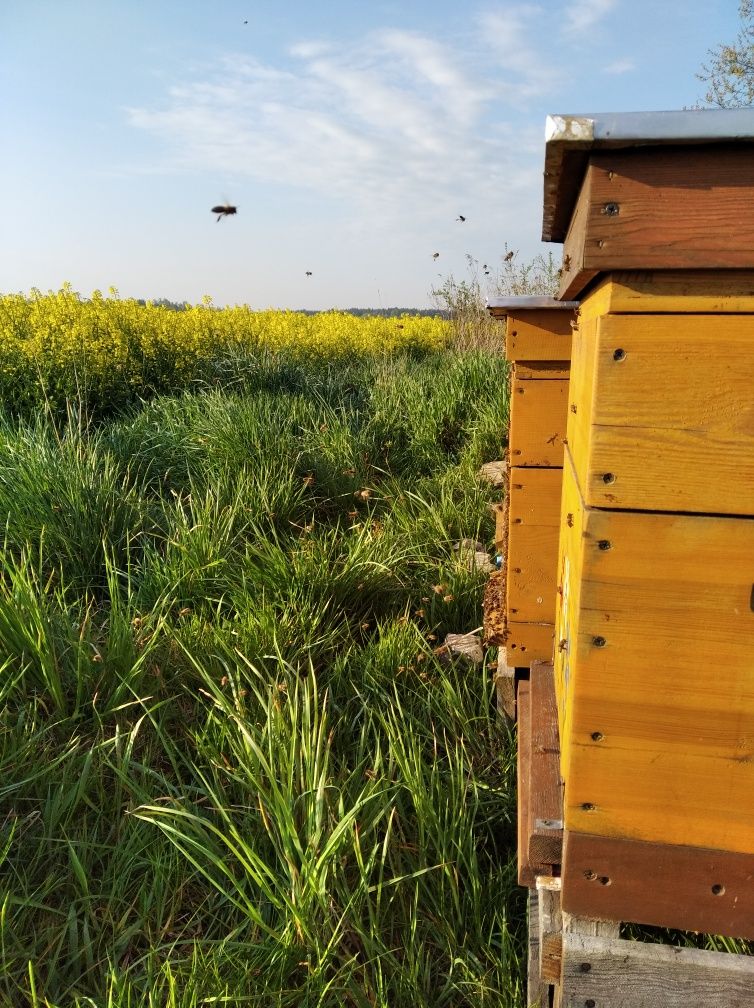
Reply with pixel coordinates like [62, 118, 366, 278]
[542, 108, 754, 244]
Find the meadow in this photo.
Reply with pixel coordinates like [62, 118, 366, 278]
[0, 289, 522, 1007]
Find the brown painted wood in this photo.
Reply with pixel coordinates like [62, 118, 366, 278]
[560, 146, 754, 300]
[562, 831, 754, 939]
[560, 932, 754, 1007]
[528, 662, 563, 867]
[518, 681, 553, 886]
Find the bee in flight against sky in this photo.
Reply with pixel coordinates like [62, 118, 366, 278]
[456, 215, 466, 222]
[432, 252, 440, 260]
[211, 204, 237, 222]
[305, 271, 313, 276]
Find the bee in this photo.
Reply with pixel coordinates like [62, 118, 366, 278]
[456, 214, 466, 222]
[211, 204, 237, 222]
[305, 271, 313, 276]
[504, 250, 514, 261]
[432, 252, 440, 260]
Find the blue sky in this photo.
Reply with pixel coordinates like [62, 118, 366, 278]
[1, 0, 741, 309]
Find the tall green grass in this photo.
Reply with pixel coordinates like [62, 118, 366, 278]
[0, 345, 527, 1007]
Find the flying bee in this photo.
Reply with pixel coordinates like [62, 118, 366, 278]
[432, 252, 440, 260]
[211, 204, 237, 222]
[456, 214, 466, 222]
[305, 271, 313, 276]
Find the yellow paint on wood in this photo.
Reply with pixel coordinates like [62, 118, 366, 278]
[509, 379, 569, 467]
[493, 501, 506, 552]
[568, 313, 754, 515]
[506, 621, 555, 665]
[514, 362, 571, 380]
[507, 468, 563, 624]
[578, 270, 754, 321]
[556, 450, 754, 855]
[506, 310, 574, 362]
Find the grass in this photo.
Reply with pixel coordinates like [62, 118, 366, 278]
[0, 343, 528, 1007]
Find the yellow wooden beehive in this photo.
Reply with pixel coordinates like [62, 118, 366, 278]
[486, 298, 576, 664]
[543, 109, 754, 938]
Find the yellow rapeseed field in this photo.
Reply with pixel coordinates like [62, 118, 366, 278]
[0, 284, 451, 414]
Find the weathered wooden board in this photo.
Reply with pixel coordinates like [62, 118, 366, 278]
[578, 269, 754, 320]
[510, 379, 569, 467]
[527, 887, 551, 1008]
[567, 313, 754, 515]
[559, 146, 754, 300]
[560, 932, 754, 1007]
[518, 681, 553, 886]
[528, 662, 563, 867]
[562, 831, 754, 940]
[506, 310, 575, 362]
[555, 449, 754, 854]
[506, 621, 555, 664]
[494, 647, 516, 722]
[537, 877, 563, 984]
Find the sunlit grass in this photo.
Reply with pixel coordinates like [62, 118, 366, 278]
[0, 342, 527, 1007]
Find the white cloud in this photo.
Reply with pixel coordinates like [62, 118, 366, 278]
[603, 57, 635, 74]
[563, 0, 618, 34]
[126, 28, 539, 225]
[477, 5, 563, 97]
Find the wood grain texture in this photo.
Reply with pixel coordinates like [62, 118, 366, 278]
[509, 379, 569, 467]
[494, 648, 516, 722]
[560, 146, 754, 300]
[528, 662, 564, 866]
[537, 877, 563, 984]
[563, 831, 754, 939]
[506, 310, 575, 362]
[506, 621, 555, 664]
[569, 313, 754, 515]
[560, 932, 754, 1008]
[518, 681, 554, 886]
[515, 362, 573, 380]
[557, 448, 754, 853]
[578, 270, 754, 320]
[527, 887, 551, 1008]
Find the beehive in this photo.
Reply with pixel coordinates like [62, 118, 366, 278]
[543, 109, 754, 937]
[486, 298, 577, 664]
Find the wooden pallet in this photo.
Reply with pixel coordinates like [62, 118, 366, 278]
[527, 877, 754, 1008]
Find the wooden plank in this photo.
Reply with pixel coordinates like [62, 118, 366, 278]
[556, 449, 754, 854]
[537, 876, 563, 984]
[494, 647, 516, 722]
[509, 379, 569, 467]
[527, 887, 551, 1008]
[506, 310, 575, 362]
[507, 525, 560, 623]
[560, 932, 754, 1007]
[516, 362, 572, 380]
[528, 662, 563, 867]
[562, 831, 754, 940]
[506, 621, 555, 664]
[568, 313, 754, 515]
[578, 269, 754, 320]
[518, 681, 552, 886]
[559, 146, 754, 300]
[508, 467, 563, 527]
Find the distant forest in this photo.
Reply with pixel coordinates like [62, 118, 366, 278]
[139, 299, 447, 318]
